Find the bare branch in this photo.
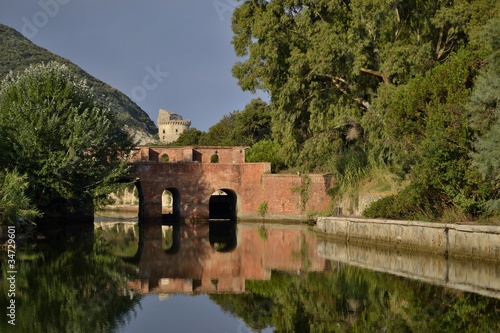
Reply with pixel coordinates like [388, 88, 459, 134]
[435, 26, 456, 60]
[322, 74, 371, 110]
[394, 8, 401, 41]
[360, 67, 389, 84]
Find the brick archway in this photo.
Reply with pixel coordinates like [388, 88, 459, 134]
[129, 146, 332, 221]
[209, 189, 237, 220]
[162, 187, 180, 221]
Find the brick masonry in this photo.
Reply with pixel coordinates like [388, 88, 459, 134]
[128, 146, 332, 221]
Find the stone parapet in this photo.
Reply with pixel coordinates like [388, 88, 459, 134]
[316, 217, 500, 262]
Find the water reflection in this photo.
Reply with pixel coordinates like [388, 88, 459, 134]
[0, 225, 141, 333]
[318, 238, 500, 300]
[1, 219, 499, 333]
[123, 221, 324, 294]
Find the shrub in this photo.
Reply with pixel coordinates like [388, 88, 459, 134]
[0, 169, 41, 225]
[363, 184, 446, 221]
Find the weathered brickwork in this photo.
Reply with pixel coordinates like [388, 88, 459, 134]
[128, 146, 332, 221]
[131, 146, 247, 164]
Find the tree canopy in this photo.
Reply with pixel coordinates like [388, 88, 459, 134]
[0, 62, 135, 222]
[230, 0, 500, 220]
[171, 97, 272, 147]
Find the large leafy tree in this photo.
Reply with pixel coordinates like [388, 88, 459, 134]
[232, 0, 500, 219]
[231, 0, 488, 172]
[0, 62, 135, 221]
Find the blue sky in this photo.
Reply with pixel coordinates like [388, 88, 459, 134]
[0, 0, 267, 131]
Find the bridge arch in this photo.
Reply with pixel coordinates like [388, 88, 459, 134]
[162, 188, 180, 221]
[209, 189, 238, 220]
[134, 180, 145, 222]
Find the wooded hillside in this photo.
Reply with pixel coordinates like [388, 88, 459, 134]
[0, 24, 157, 142]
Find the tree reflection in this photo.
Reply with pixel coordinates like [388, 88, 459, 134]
[211, 264, 500, 332]
[0, 233, 141, 333]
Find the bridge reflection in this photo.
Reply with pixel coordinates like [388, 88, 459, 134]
[94, 220, 500, 300]
[113, 221, 327, 294]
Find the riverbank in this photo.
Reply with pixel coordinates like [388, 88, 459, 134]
[316, 217, 500, 262]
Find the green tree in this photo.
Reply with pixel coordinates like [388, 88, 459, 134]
[246, 139, 285, 172]
[364, 50, 484, 219]
[170, 128, 206, 146]
[230, 0, 499, 219]
[203, 98, 272, 146]
[203, 111, 240, 146]
[0, 62, 135, 221]
[171, 98, 272, 147]
[231, 0, 491, 173]
[469, 17, 500, 213]
[232, 98, 272, 145]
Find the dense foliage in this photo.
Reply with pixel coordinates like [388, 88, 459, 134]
[0, 24, 157, 138]
[0, 62, 135, 222]
[172, 97, 272, 146]
[0, 169, 40, 225]
[227, 0, 500, 220]
[469, 18, 500, 213]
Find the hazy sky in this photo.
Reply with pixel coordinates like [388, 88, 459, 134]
[0, 0, 267, 131]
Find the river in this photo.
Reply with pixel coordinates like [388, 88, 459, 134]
[1, 213, 499, 332]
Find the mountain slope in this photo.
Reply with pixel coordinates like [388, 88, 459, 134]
[0, 23, 157, 143]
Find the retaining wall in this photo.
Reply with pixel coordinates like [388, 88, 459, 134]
[316, 217, 500, 262]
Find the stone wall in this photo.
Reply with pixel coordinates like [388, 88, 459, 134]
[316, 217, 500, 262]
[157, 109, 191, 144]
[248, 174, 332, 219]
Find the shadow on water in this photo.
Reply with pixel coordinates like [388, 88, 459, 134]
[209, 219, 237, 252]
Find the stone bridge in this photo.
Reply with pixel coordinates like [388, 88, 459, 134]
[129, 146, 332, 221]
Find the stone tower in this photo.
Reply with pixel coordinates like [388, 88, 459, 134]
[157, 109, 191, 144]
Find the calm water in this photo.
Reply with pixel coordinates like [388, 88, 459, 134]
[1, 216, 500, 333]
